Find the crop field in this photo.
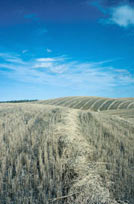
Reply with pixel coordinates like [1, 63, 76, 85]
[0, 97, 134, 203]
[37, 96, 134, 111]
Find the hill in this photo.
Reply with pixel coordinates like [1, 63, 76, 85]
[0, 97, 134, 203]
[36, 96, 134, 111]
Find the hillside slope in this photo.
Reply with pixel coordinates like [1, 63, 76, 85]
[0, 100, 134, 203]
[36, 96, 134, 111]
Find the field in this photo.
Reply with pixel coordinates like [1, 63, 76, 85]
[0, 96, 134, 203]
[36, 96, 134, 111]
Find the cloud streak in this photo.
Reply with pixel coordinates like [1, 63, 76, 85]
[24, 14, 40, 21]
[0, 52, 134, 95]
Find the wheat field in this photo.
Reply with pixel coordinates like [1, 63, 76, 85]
[0, 97, 134, 203]
[36, 96, 134, 111]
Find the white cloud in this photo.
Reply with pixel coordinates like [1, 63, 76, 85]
[6, 58, 26, 64]
[22, 50, 28, 54]
[36, 58, 56, 62]
[0, 52, 26, 64]
[50, 64, 68, 74]
[46, 48, 52, 53]
[34, 62, 52, 68]
[0, 53, 17, 59]
[0, 52, 134, 95]
[110, 5, 134, 27]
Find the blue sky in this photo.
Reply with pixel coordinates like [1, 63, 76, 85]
[0, 0, 134, 100]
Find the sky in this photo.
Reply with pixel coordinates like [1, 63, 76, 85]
[0, 0, 134, 100]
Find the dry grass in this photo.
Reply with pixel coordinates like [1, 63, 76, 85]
[79, 110, 134, 204]
[36, 96, 134, 111]
[0, 97, 133, 203]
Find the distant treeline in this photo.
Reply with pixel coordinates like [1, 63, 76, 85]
[0, 99, 38, 103]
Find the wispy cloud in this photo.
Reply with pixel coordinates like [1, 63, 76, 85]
[24, 13, 48, 35]
[46, 48, 52, 53]
[110, 5, 134, 27]
[37, 27, 48, 35]
[90, 1, 134, 27]
[0, 53, 25, 64]
[24, 14, 39, 21]
[22, 50, 28, 54]
[36, 58, 56, 62]
[34, 62, 53, 69]
[0, 52, 134, 94]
